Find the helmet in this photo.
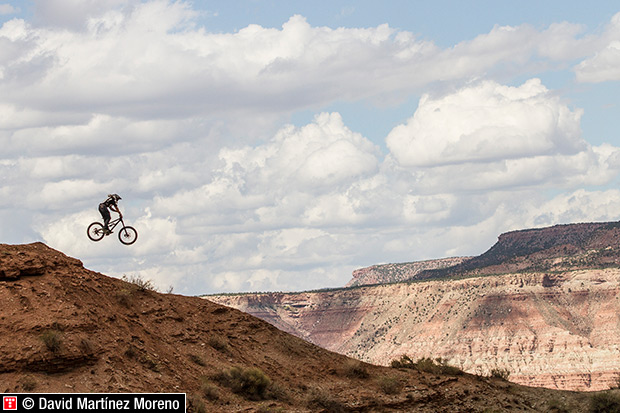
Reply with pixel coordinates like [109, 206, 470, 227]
[108, 193, 122, 201]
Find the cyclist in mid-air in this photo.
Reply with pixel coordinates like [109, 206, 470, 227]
[99, 194, 122, 235]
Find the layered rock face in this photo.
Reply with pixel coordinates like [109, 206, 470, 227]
[210, 269, 620, 391]
[210, 222, 620, 392]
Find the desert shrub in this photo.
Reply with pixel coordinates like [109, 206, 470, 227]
[266, 381, 290, 402]
[122, 274, 156, 292]
[590, 391, 620, 413]
[377, 376, 402, 395]
[189, 353, 206, 366]
[490, 367, 510, 381]
[187, 394, 206, 413]
[306, 387, 346, 412]
[214, 366, 272, 400]
[546, 398, 570, 413]
[390, 355, 415, 369]
[414, 357, 441, 373]
[343, 359, 370, 379]
[391, 356, 463, 376]
[40, 330, 62, 353]
[116, 289, 133, 307]
[200, 377, 219, 401]
[208, 335, 229, 353]
[20, 376, 37, 392]
[124, 345, 137, 359]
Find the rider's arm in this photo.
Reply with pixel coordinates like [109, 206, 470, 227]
[111, 204, 122, 217]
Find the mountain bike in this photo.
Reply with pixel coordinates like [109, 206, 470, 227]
[87, 217, 138, 245]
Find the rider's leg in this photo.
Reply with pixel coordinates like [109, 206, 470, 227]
[99, 204, 111, 233]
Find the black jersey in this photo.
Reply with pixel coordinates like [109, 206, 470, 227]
[101, 196, 118, 209]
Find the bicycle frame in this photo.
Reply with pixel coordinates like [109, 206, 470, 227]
[107, 217, 124, 230]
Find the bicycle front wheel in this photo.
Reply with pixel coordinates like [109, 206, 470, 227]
[118, 226, 138, 245]
[87, 222, 105, 241]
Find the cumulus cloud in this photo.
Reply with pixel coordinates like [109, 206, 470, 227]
[575, 12, 620, 82]
[383, 78, 620, 194]
[387, 79, 585, 167]
[0, 2, 599, 121]
[576, 40, 620, 82]
[153, 112, 380, 226]
[527, 189, 620, 227]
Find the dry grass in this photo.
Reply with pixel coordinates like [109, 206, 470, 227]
[343, 360, 370, 379]
[377, 376, 402, 395]
[391, 355, 463, 376]
[40, 330, 62, 353]
[214, 366, 272, 400]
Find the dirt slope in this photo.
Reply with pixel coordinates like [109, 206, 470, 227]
[0, 242, 604, 412]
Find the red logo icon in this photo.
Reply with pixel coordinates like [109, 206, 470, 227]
[3, 397, 17, 410]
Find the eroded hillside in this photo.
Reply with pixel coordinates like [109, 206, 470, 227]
[2, 242, 599, 412]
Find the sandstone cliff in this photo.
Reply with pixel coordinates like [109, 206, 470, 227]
[209, 221, 620, 392]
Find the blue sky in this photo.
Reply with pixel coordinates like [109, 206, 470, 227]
[2, 1, 620, 294]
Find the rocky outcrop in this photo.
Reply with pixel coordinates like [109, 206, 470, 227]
[346, 257, 471, 287]
[0, 242, 83, 280]
[210, 221, 620, 392]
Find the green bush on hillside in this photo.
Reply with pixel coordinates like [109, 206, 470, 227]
[40, 330, 63, 353]
[590, 391, 620, 413]
[390, 355, 463, 376]
[214, 366, 272, 400]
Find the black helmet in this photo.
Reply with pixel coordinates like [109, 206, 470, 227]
[108, 193, 122, 201]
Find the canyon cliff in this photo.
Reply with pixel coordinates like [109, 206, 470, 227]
[209, 222, 620, 392]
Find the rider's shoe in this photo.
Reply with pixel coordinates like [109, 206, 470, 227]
[104, 229, 112, 235]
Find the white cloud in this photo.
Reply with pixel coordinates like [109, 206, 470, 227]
[576, 40, 620, 82]
[3, 2, 620, 294]
[153, 112, 380, 224]
[386, 79, 585, 168]
[0, 3, 599, 121]
[0, 4, 18, 16]
[575, 12, 620, 83]
[382, 78, 620, 195]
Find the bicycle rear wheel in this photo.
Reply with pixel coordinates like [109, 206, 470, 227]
[118, 226, 138, 245]
[87, 222, 105, 241]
